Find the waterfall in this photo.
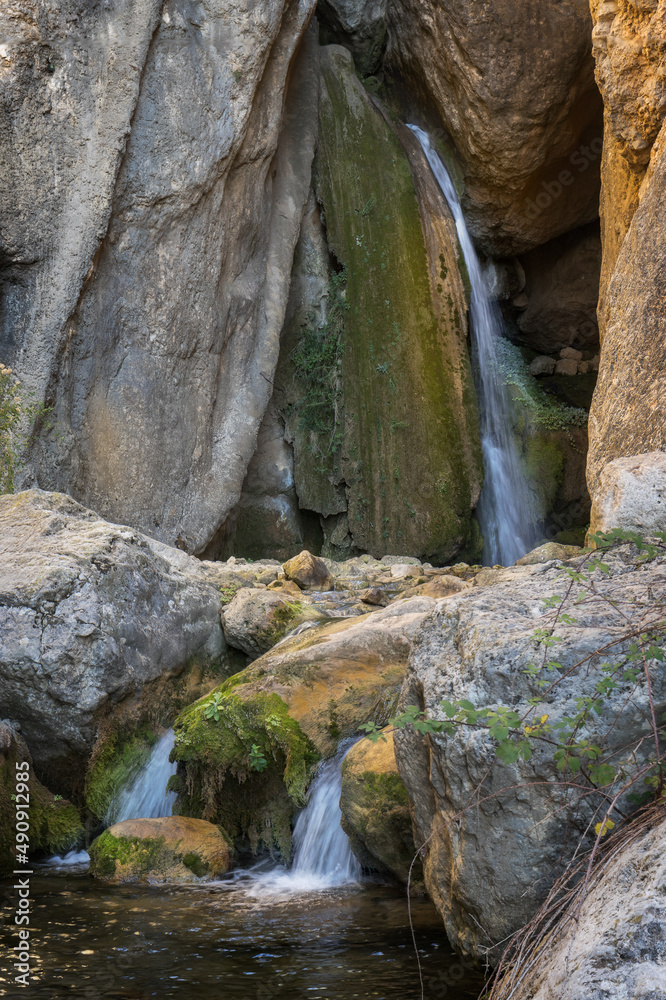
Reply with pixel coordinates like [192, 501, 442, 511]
[107, 729, 177, 825]
[290, 747, 361, 885]
[408, 125, 538, 566]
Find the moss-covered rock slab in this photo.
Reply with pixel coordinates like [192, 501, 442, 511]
[89, 816, 232, 883]
[340, 730, 418, 884]
[312, 46, 482, 561]
[172, 597, 436, 858]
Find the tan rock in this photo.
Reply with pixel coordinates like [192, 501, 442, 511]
[554, 358, 579, 376]
[560, 347, 583, 361]
[529, 356, 557, 377]
[358, 587, 389, 607]
[89, 816, 232, 883]
[394, 575, 472, 601]
[515, 541, 582, 565]
[590, 453, 666, 536]
[283, 550, 334, 590]
[340, 731, 417, 884]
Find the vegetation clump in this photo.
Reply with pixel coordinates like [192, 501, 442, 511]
[85, 728, 157, 823]
[173, 686, 319, 858]
[493, 338, 588, 430]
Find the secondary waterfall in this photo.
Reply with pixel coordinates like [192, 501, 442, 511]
[408, 125, 538, 566]
[290, 748, 361, 885]
[107, 729, 177, 824]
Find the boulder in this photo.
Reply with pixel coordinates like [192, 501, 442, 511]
[590, 453, 666, 536]
[554, 358, 579, 376]
[0, 491, 227, 792]
[89, 816, 232, 883]
[386, 0, 602, 254]
[394, 575, 472, 602]
[222, 587, 323, 658]
[358, 587, 390, 607]
[340, 731, 417, 884]
[515, 541, 583, 565]
[283, 550, 334, 590]
[529, 356, 557, 377]
[394, 545, 666, 957]
[172, 597, 436, 857]
[0, 721, 84, 876]
[1, 2, 317, 555]
[493, 814, 666, 1000]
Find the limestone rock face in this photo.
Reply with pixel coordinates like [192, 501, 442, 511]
[0, 491, 226, 791]
[590, 452, 666, 536]
[89, 816, 232, 883]
[394, 546, 666, 957]
[340, 731, 416, 883]
[386, 0, 603, 254]
[318, 0, 388, 75]
[222, 587, 322, 658]
[1, 1, 317, 555]
[493, 814, 666, 1000]
[589, 0, 666, 333]
[587, 130, 666, 497]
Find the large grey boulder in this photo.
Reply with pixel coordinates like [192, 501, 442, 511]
[590, 452, 666, 536]
[0, 491, 228, 791]
[1, 1, 317, 555]
[221, 587, 321, 659]
[493, 814, 666, 1000]
[394, 545, 666, 957]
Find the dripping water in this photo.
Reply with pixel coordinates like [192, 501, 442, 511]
[408, 125, 539, 566]
[106, 728, 177, 825]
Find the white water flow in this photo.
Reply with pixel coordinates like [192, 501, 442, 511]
[107, 729, 177, 824]
[408, 125, 538, 566]
[237, 744, 361, 896]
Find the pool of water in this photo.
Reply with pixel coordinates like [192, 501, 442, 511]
[0, 868, 484, 999]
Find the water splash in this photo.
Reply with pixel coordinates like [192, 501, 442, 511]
[236, 744, 361, 897]
[107, 729, 177, 825]
[408, 125, 538, 566]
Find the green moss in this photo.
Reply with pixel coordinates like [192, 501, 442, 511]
[89, 830, 170, 881]
[497, 339, 588, 431]
[85, 728, 157, 823]
[255, 601, 320, 651]
[182, 852, 210, 877]
[0, 737, 84, 874]
[524, 436, 566, 515]
[172, 690, 319, 859]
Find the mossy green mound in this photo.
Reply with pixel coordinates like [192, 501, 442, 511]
[85, 727, 158, 823]
[173, 688, 319, 859]
[89, 816, 232, 883]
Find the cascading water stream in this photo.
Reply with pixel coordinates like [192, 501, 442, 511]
[107, 728, 178, 825]
[408, 125, 538, 566]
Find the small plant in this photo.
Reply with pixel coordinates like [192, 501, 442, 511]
[203, 692, 224, 722]
[249, 744, 268, 772]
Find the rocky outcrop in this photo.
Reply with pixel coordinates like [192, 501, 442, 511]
[586, 1, 666, 506]
[386, 0, 603, 254]
[172, 597, 436, 857]
[493, 812, 666, 1000]
[299, 45, 482, 562]
[590, 452, 666, 535]
[1, 2, 317, 555]
[89, 816, 232, 883]
[340, 730, 417, 883]
[394, 545, 666, 957]
[0, 490, 228, 792]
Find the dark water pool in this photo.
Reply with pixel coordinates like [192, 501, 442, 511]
[0, 869, 484, 999]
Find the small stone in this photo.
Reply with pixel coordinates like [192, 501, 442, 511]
[577, 360, 590, 374]
[560, 347, 583, 360]
[282, 550, 333, 590]
[555, 358, 579, 376]
[529, 355, 556, 376]
[358, 587, 389, 607]
[390, 564, 422, 579]
[512, 292, 529, 310]
[590, 354, 600, 371]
